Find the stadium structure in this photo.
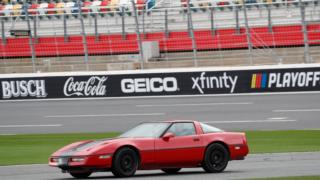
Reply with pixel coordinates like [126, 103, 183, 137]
[0, 0, 319, 73]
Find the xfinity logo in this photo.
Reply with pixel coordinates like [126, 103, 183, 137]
[252, 72, 320, 88]
[1, 80, 47, 99]
[192, 72, 238, 94]
[121, 77, 178, 93]
[63, 76, 107, 97]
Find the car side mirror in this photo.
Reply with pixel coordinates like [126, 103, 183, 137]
[162, 132, 175, 141]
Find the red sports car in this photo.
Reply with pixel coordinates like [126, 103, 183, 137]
[49, 120, 249, 178]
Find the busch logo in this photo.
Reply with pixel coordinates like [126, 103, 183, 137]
[121, 77, 178, 93]
[1, 80, 47, 99]
[63, 76, 108, 97]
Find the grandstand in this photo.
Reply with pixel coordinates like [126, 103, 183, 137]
[0, 0, 319, 73]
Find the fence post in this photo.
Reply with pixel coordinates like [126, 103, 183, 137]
[165, 9, 169, 38]
[235, 6, 240, 34]
[121, 7, 126, 40]
[187, 0, 197, 67]
[267, 4, 272, 32]
[299, 0, 311, 63]
[131, 0, 144, 69]
[243, 2, 254, 65]
[63, 14, 68, 42]
[33, 16, 38, 43]
[1, 18, 6, 44]
[142, 9, 146, 39]
[210, 7, 215, 36]
[94, 13, 99, 42]
[77, 0, 89, 68]
[24, 0, 36, 73]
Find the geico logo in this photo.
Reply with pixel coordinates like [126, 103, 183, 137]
[1, 80, 47, 99]
[121, 77, 178, 93]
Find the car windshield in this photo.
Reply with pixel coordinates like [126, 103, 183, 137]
[119, 122, 171, 138]
[200, 123, 223, 133]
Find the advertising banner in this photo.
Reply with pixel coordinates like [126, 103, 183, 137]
[1, 66, 320, 100]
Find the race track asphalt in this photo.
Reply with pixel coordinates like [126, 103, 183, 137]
[0, 152, 319, 180]
[1, 92, 320, 134]
[1, 92, 320, 179]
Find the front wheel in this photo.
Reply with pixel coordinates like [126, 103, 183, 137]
[161, 168, 181, 174]
[111, 147, 139, 177]
[69, 171, 92, 178]
[202, 143, 229, 173]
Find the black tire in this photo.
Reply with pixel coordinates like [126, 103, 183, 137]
[111, 147, 139, 177]
[69, 171, 92, 178]
[202, 143, 229, 173]
[161, 168, 181, 174]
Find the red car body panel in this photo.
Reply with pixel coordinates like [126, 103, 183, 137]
[49, 120, 249, 172]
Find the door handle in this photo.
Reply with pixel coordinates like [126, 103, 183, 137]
[193, 137, 200, 142]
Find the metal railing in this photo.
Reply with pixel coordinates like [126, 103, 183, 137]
[0, 0, 319, 73]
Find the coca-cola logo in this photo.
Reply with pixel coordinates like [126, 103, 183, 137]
[63, 76, 108, 97]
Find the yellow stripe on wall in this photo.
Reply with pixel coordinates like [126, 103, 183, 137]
[251, 74, 257, 88]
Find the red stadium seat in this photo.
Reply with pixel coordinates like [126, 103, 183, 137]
[47, 2, 56, 15]
[82, 0, 92, 13]
[28, 3, 39, 15]
[0, 24, 319, 57]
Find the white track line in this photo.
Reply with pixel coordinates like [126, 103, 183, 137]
[45, 113, 166, 118]
[273, 109, 320, 112]
[268, 117, 288, 120]
[0, 124, 62, 128]
[136, 102, 253, 107]
[204, 120, 297, 124]
[1, 91, 320, 103]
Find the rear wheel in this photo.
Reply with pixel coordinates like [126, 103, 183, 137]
[111, 147, 139, 177]
[69, 171, 92, 178]
[202, 143, 229, 173]
[161, 168, 181, 174]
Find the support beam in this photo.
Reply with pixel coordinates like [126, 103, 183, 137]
[94, 14, 99, 42]
[299, 0, 311, 63]
[235, 6, 240, 34]
[121, 7, 126, 40]
[164, 9, 169, 38]
[1, 18, 6, 44]
[131, 0, 144, 69]
[63, 14, 68, 42]
[267, 5, 273, 32]
[210, 8, 215, 36]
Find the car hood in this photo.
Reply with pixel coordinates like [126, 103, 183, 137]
[52, 137, 127, 157]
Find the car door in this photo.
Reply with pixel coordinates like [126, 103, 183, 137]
[154, 122, 204, 167]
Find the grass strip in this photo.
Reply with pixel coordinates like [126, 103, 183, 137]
[0, 130, 320, 166]
[0, 132, 119, 166]
[246, 175, 320, 180]
[246, 130, 320, 153]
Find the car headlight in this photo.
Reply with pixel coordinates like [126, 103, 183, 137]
[50, 157, 59, 163]
[70, 157, 85, 162]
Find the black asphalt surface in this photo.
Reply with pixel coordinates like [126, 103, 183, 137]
[0, 152, 320, 180]
[1, 92, 320, 179]
[1, 92, 320, 134]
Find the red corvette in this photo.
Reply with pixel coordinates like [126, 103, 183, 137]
[49, 120, 249, 178]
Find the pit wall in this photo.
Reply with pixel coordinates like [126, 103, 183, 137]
[1, 63, 320, 100]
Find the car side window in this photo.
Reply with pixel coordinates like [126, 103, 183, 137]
[166, 123, 196, 137]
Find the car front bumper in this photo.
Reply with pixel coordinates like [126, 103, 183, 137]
[49, 154, 112, 172]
